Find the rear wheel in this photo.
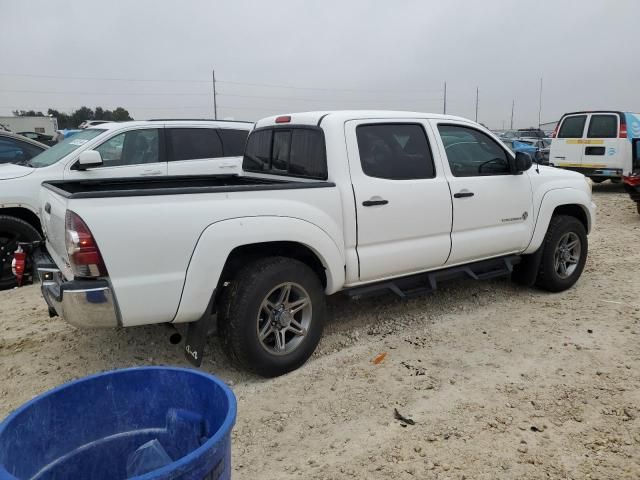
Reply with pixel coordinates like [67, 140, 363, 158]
[218, 257, 326, 377]
[0, 215, 41, 290]
[535, 215, 587, 292]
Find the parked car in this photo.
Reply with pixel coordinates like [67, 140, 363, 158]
[78, 120, 113, 129]
[0, 130, 48, 165]
[517, 128, 546, 139]
[505, 138, 551, 164]
[17, 131, 57, 146]
[35, 111, 595, 377]
[550, 110, 640, 183]
[0, 119, 251, 289]
[623, 173, 640, 214]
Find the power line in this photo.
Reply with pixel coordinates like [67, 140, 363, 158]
[1, 89, 211, 96]
[0, 72, 444, 95]
[217, 92, 443, 104]
[0, 72, 210, 83]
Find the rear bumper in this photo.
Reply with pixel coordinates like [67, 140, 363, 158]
[37, 253, 120, 328]
[624, 183, 640, 202]
[552, 165, 623, 179]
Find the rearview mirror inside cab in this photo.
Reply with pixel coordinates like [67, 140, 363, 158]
[77, 150, 103, 170]
[513, 151, 533, 174]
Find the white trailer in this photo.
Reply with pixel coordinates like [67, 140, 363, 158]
[0, 116, 58, 135]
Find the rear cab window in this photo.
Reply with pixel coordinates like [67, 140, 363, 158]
[587, 115, 618, 138]
[557, 115, 587, 138]
[243, 127, 327, 179]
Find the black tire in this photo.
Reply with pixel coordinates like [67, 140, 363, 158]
[535, 215, 588, 292]
[218, 257, 326, 377]
[0, 215, 41, 290]
[590, 177, 606, 184]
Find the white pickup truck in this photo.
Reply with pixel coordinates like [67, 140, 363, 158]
[0, 119, 251, 289]
[36, 111, 596, 377]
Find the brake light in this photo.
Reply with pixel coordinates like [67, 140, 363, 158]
[12, 246, 26, 286]
[624, 175, 640, 187]
[65, 210, 107, 278]
[275, 115, 291, 124]
[619, 115, 627, 138]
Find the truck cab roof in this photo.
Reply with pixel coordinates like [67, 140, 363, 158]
[255, 110, 471, 128]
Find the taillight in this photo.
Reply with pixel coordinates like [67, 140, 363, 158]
[12, 246, 26, 286]
[619, 115, 627, 138]
[65, 210, 107, 278]
[551, 122, 560, 138]
[624, 175, 640, 187]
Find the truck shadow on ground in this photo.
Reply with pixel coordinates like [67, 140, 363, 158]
[80, 276, 533, 385]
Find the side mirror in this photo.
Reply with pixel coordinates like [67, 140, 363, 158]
[513, 151, 533, 174]
[77, 150, 103, 170]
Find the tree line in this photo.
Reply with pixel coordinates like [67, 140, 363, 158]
[12, 106, 133, 130]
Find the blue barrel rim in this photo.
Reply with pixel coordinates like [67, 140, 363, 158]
[0, 366, 237, 480]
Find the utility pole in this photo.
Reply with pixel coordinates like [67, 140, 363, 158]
[510, 99, 515, 129]
[212, 69, 218, 120]
[475, 86, 479, 122]
[443, 82, 447, 115]
[538, 77, 543, 128]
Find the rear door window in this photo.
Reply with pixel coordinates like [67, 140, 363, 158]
[243, 127, 327, 179]
[168, 128, 223, 161]
[356, 123, 435, 180]
[587, 115, 618, 138]
[557, 115, 587, 138]
[218, 129, 248, 156]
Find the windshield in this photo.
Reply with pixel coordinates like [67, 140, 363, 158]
[28, 129, 106, 168]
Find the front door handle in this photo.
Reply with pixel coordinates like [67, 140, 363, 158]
[362, 198, 389, 207]
[453, 191, 474, 198]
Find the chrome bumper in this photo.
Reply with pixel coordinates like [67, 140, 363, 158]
[38, 264, 120, 328]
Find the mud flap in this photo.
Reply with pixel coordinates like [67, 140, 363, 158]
[184, 292, 217, 367]
[512, 247, 544, 287]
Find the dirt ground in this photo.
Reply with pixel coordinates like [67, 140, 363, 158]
[1, 183, 639, 479]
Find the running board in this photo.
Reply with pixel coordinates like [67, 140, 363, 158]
[345, 255, 521, 299]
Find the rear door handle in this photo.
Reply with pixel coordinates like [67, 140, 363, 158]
[362, 198, 389, 207]
[453, 191, 474, 198]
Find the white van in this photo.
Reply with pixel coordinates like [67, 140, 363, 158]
[550, 110, 640, 182]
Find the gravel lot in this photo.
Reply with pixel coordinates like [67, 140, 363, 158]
[1, 183, 639, 479]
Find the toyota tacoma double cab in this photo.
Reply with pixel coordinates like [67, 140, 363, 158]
[36, 111, 596, 377]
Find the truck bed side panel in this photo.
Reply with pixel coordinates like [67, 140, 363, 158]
[64, 187, 344, 326]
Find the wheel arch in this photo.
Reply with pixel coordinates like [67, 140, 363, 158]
[172, 216, 345, 324]
[0, 207, 42, 235]
[524, 189, 593, 255]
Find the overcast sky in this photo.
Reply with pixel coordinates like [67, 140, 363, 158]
[1, 0, 638, 129]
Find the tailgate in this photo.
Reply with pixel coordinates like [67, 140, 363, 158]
[40, 183, 72, 278]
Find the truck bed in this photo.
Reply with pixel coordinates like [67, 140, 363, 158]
[43, 174, 335, 199]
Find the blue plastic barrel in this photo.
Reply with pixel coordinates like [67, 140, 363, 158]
[0, 367, 236, 480]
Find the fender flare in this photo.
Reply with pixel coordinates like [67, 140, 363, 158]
[523, 188, 593, 255]
[172, 216, 345, 323]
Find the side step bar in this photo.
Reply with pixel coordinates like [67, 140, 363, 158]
[345, 255, 521, 299]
